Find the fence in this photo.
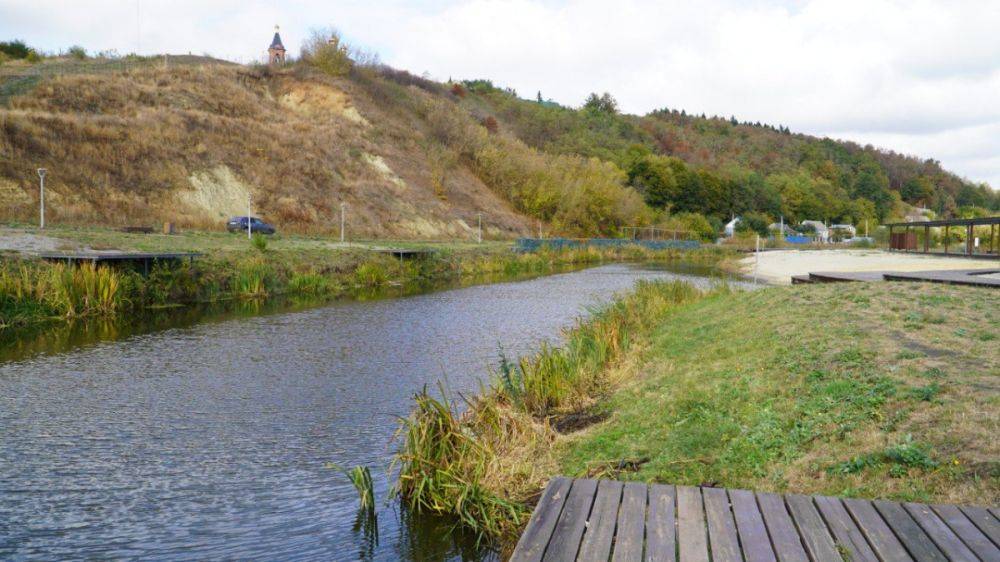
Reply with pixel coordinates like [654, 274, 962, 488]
[516, 238, 701, 252]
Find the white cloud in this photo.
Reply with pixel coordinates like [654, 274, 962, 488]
[2, 0, 997, 187]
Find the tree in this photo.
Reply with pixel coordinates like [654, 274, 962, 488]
[901, 176, 934, 205]
[622, 145, 677, 208]
[300, 29, 353, 76]
[851, 158, 892, 220]
[736, 212, 770, 237]
[583, 92, 618, 114]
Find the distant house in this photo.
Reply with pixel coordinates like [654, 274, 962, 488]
[829, 224, 857, 240]
[800, 220, 829, 242]
[768, 222, 796, 236]
[268, 26, 286, 65]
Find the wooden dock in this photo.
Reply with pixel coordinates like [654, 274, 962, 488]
[38, 251, 201, 275]
[511, 478, 1000, 561]
[792, 269, 1000, 288]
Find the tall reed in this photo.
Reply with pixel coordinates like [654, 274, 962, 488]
[395, 280, 716, 544]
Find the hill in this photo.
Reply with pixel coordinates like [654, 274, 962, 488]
[0, 45, 996, 239]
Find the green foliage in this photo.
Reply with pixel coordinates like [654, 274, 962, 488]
[233, 258, 270, 297]
[251, 232, 268, 252]
[736, 212, 770, 237]
[353, 262, 388, 287]
[583, 92, 618, 114]
[67, 45, 87, 60]
[300, 29, 353, 76]
[830, 436, 938, 475]
[0, 39, 30, 59]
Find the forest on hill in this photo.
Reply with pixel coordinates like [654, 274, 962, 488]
[1, 34, 996, 239]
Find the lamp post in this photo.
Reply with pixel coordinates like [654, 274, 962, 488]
[340, 202, 346, 243]
[247, 193, 252, 240]
[37, 168, 47, 229]
[477, 213, 482, 244]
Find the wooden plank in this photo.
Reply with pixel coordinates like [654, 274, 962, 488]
[676, 486, 709, 562]
[756, 492, 808, 562]
[842, 498, 913, 562]
[729, 488, 777, 562]
[872, 500, 946, 562]
[511, 477, 573, 562]
[814, 495, 879, 562]
[932, 503, 1000, 560]
[702, 487, 741, 562]
[903, 503, 978, 562]
[959, 505, 1000, 547]
[612, 482, 648, 562]
[784, 494, 841, 562]
[645, 484, 677, 562]
[543, 478, 598, 562]
[577, 479, 624, 562]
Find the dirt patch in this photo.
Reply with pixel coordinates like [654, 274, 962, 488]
[551, 409, 610, 434]
[279, 82, 369, 126]
[362, 153, 406, 189]
[0, 228, 83, 254]
[180, 166, 252, 221]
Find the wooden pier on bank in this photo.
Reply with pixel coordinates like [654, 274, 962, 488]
[511, 478, 999, 561]
[38, 251, 201, 275]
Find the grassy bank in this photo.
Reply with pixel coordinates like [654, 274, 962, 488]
[0, 226, 733, 332]
[394, 280, 998, 550]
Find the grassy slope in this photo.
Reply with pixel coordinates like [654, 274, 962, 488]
[558, 282, 998, 505]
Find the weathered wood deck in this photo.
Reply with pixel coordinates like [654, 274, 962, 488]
[511, 478, 1000, 561]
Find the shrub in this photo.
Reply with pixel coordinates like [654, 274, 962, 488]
[736, 212, 771, 237]
[450, 83, 466, 98]
[353, 262, 388, 287]
[0, 40, 30, 59]
[481, 116, 499, 134]
[300, 29, 352, 77]
[67, 45, 87, 60]
[251, 232, 268, 252]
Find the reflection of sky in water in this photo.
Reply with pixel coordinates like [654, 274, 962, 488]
[0, 264, 739, 561]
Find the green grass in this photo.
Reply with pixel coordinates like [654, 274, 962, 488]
[557, 283, 997, 504]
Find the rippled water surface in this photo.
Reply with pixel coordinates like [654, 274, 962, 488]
[1, 263, 738, 560]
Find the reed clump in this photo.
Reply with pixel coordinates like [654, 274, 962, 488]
[395, 280, 716, 545]
[0, 261, 128, 325]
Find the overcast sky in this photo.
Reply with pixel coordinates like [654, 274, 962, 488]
[3, 0, 998, 187]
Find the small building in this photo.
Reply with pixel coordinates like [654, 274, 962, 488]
[268, 26, 286, 65]
[800, 220, 829, 242]
[829, 224, 857, 241]
[724, 217, 740, 237]
[768, 222, 796, 236]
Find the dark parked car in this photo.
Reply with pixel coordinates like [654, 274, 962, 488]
[226, 216, 276, 234]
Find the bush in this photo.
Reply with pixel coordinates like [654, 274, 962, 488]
[251, 232, 268, 252]
[450, 83, 466, 98]
[481, 116, 499, 134]
[300, 29, 352, 77]
[67, 45, 87, 60]
[0, 40, 30, 59]
[736, 212, 771, 237]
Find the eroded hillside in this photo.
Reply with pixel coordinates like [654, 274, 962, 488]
[0, 64, 534, 238]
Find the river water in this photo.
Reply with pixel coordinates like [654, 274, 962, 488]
[0, 263, 738, 561]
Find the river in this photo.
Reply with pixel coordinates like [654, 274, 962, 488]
[0, 263, 739, 561]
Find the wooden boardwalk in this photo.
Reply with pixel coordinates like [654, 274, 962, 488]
[791, 269, 1000, 287]
[511, 478, 1000, 561]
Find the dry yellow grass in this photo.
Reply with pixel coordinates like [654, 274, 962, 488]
[0, 64, 532, 238]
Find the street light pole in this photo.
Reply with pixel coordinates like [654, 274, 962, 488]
[340, 202, 346, 243]
[477, 213, 482, 244]
[247, 193, 252, 240]
[37, 168, 46, 229]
